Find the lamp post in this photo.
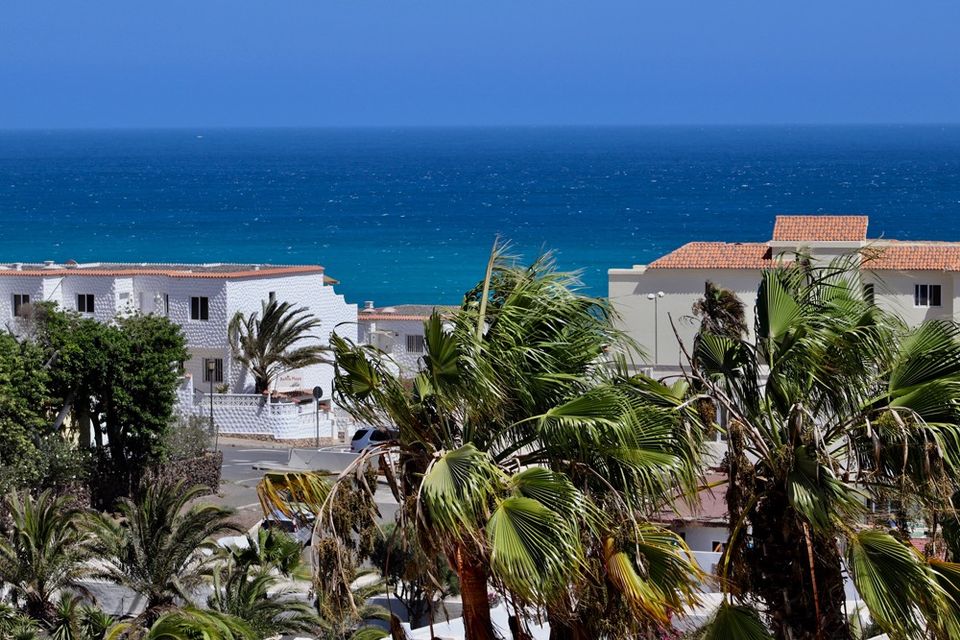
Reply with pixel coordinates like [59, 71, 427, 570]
[646, 291, 665, 365]
[312, 385, 324, 448]
[207, 359, 218, 450]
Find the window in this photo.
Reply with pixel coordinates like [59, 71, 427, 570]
[163, 293, 170, 316]
[12, 294, 30, 317]
[191, 296, 209, 320]
[863, 283, 875, 305]
[406, 334, 425, 353]
[77, 294, 94, 314]
[202, 358, 223, 383]
[712, 540, 728, 553]
[914, 284, 942, 308]
[268, 291, 276, 303]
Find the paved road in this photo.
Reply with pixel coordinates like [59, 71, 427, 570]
[219, 444, 290, 482]
[214, 444, 292, 522]
[213, 442, 397, 526]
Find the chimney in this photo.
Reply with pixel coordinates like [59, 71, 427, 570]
[363, 301, 375, 311]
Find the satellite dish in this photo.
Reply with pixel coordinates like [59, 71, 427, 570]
[312, 386, 324, 399]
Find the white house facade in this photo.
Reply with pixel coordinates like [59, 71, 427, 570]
[609, 214, 960, 376]
[1, 261, 357, 440]
[357, 302, 454, 376]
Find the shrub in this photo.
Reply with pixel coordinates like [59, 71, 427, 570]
[163, 414, 213, 462]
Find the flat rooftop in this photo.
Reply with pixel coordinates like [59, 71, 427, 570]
[358, 303, 457, 321]
[0, 261, 335, 281]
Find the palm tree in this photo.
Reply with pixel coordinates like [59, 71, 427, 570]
[0, 491, 93, 624]
[691, 280, 748, 340]
[690, 257, 960, 639]
[85, 481, 239, 623]
[207, 529, 320, 637]
[103, 608, 254, 640]
[262, 246, 706, 639]
[228, 299, 329, 394]
[0, 603, 41, 640]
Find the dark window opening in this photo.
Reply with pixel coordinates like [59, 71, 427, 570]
[191, 296, 210, 321]
[77, 294, 94, 314]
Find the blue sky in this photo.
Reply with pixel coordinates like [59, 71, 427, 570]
[1, 0, 958, 127]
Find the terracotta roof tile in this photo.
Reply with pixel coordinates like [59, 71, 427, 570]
[647, 242, 773, 269]
[865, 243, 960, 271]
[772, 215, 868, 242]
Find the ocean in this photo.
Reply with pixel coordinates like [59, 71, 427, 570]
[1, 125, 959, 305]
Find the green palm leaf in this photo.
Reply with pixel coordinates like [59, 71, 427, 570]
[845, 529, 952, 639]
[486, 496, 582, 601]
[696, 602, 772, 640]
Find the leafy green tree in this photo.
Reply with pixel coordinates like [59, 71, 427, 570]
[691, 258, 960, 639]
[32, 306, 188, 500]
[86, 482, 239, 623]
[0, 333, 52, 495]
[0, 491, 93, 624]
[264, 247, 705, 639]
[228, 299, 328, 394]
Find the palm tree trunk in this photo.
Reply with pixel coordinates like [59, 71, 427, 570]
[748, 488, 850, 640]
[455, 545, 496, 640]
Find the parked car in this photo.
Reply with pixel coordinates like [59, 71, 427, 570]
[350, 427, 399, 453]
[261, 508, 315, 546]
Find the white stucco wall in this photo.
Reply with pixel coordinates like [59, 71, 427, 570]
[177, 376, 336, 440]
[226, 274, 357, 397]
[0, 276, 45, 332]
[60, 276, 119, 323]
[357, 317, 428, 376]
[865, 270, 955, 325]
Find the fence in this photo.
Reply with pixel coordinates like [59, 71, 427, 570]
[176, 377, 339, 441]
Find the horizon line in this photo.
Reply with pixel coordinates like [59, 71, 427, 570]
[3, 122, 960, 133]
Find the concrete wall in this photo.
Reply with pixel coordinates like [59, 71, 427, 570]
[180, 380, 337, 440]
[675, 524, 729, 553]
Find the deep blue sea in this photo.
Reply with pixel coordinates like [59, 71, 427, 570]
[2, 126, 960, 305]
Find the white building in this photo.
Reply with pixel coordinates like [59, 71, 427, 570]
[357, 302, 454, 376]
[609, 214, 959, 376]
[1, 261, 357, 440]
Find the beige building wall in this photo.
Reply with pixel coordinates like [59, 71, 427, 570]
[613, 264, 960, 372]
[609, 266, 761, 371]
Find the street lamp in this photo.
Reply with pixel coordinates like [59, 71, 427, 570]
[312, 385, 324, 448]
[646, 291, 665, 365]
[207, 359, 218, 450]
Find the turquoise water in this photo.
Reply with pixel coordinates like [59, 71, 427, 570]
[2, 126, 960, 305]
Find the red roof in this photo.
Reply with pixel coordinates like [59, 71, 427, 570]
[865, 243, 960, 271]
[772, 215, 869, 242]
[647, 242, 772, 269]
